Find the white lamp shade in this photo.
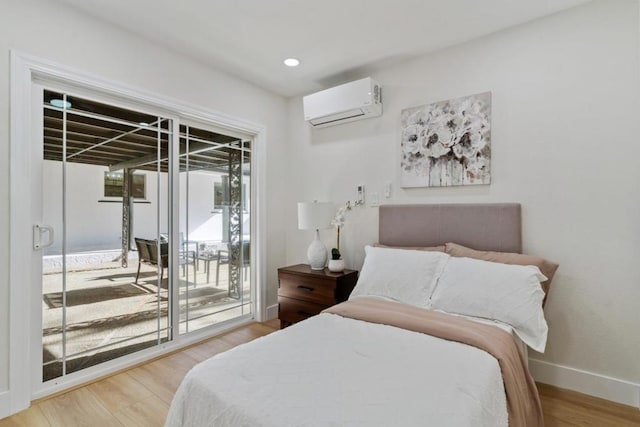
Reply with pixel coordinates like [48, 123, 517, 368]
[298, 201, 334, 230]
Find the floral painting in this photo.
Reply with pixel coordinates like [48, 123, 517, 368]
[400, 92, 491, 187]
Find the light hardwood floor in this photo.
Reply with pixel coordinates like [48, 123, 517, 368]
[1, 320, 638, 426]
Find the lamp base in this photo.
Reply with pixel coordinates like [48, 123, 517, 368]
[307, 230, 327, 270]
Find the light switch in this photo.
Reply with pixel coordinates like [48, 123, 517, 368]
[356, 184, 365, 206]
[370, 192, 379, 207]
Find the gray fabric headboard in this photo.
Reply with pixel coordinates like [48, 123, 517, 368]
[379, 203, 522, 253]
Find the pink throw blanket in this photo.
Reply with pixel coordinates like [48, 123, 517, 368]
[324, 298, 544, 427]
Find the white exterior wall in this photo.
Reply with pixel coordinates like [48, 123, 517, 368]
[42, 161, 240, 255]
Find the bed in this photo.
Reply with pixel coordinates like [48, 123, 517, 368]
[166, 203, 556, 427]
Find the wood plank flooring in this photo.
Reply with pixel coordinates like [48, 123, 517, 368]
[539, 383, 640, 426]
[1, 319, 638, 426]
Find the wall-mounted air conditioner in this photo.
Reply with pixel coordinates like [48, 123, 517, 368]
[303, 77, 382, 128]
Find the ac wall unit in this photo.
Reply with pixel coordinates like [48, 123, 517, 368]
[303, 77, 382, 128]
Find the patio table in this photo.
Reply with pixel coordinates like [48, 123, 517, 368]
[197, 250, 219, 284]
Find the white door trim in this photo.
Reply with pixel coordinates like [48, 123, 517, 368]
[7, 50, 268, 417]
[7, 50, 36, 417]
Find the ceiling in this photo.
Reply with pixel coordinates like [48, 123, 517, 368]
[56, 0, 590, 97]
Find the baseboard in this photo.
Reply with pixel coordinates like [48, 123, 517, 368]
[529, 358, 640, 408]
[266, 304, 279, 320]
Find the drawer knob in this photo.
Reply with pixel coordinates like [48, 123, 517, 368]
[297, 285, 314, 292]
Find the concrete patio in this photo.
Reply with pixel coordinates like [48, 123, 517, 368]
[42, 258, 251, 381]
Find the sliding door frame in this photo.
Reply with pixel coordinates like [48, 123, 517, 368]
[7, 50, 267, 416]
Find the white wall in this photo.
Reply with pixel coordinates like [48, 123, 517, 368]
[43, 160, 235, 255]
[0, 0, 287, 407]
[43, 162, 166, 254]
[286, 0, 640, 398]
[41, 161, 238, 255]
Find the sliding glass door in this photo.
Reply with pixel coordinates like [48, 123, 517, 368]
[36, 85, 255, 387]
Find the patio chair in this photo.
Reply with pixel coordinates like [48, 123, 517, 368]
[134, 238, 156, 284]
[161, 232, 201, 269]
[134, 238, 197, 286]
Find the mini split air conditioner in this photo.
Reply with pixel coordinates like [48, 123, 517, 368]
[303, 77, 382, 128]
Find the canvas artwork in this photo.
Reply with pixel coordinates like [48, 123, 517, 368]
[400, 92, 491, 187]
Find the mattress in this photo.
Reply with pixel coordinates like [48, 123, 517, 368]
[166, 312, 510, 427]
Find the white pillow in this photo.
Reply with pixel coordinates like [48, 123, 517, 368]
[430, 256, 549, 352]
[350, 245, 449, 307]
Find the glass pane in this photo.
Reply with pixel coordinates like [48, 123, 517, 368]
[157, 156, 170, 343]
[42, 98, 64, 381]
[242, 148, 252, 315]
[179, 126, 252, 333]
[42, 89, 171, 381]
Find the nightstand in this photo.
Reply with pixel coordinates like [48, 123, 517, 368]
[277, 264, 359, 329]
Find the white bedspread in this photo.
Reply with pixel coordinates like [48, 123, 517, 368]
[166, 313, 508, 427]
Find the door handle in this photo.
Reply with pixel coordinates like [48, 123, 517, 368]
[33, 224, 54, 250]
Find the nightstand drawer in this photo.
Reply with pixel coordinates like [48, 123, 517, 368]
[277, 264, 359, 328]
[278, 296, 326, 323]
[278, 273, 335, 305]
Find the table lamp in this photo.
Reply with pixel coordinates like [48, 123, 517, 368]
[298, 201, 334, 270]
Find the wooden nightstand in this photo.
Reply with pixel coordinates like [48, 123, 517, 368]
[277, 264, 359, 329]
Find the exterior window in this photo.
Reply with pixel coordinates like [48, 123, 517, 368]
[104, 172, 146, 198]
[214, 176, 229, 210]
[214, 176, 248, 211]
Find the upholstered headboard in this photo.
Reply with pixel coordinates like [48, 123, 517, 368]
[379, 203, 522, 253]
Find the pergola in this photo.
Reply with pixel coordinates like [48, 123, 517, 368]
[43, 90, 249, 297]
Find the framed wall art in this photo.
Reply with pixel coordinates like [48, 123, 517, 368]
[400, 92, 491, 188]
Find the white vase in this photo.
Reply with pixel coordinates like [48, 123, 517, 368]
[307, 230, 328, 270]
[328, 259, 345, 273]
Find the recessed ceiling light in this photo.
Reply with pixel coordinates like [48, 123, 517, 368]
[50, 99, 72, 109]
[283, 58, 300, 67]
